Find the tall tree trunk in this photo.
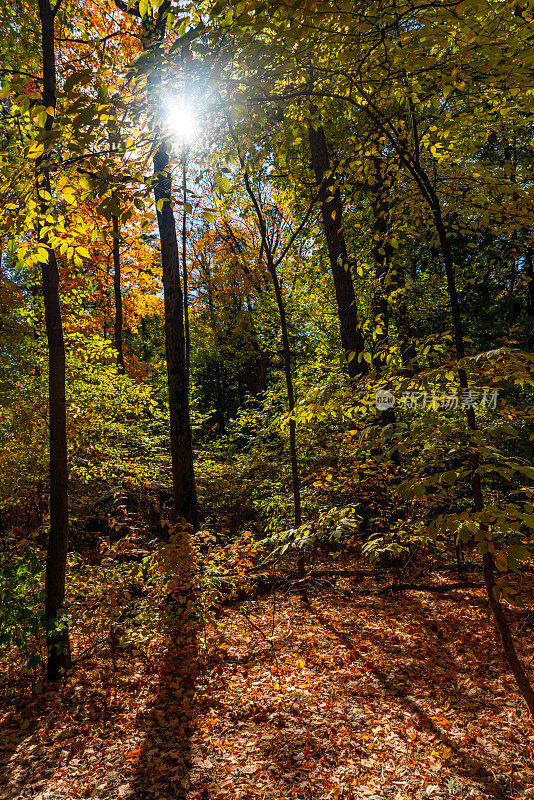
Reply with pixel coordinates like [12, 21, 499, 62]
[393, 281, 419, 376]
[112, 212, 125, 373]
[214, 362, 226, 434]
[182, 151, 190, 375]
[267, 257, 306, 592]
[38, 0, 71, 680]
[153, 143, 198, 528]
[525, 246, 534, 314]
[508, 256, 516, 322]
[339, 90, 534, 713]
[255, 350, 269, 396]
[228, 106, 306, 594]
[307, 119, 366, 378]
[237, 158, 307, 599]
[431, 202, 534, 716]
[141, 315, 150, 361]
[140, 3, 197, 528]
[269, 265, 302, 529]
[369, 155, 392, 374]
[368, 154, 401, 467]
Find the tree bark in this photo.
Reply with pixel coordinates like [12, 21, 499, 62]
[307, 119, 366, 378]
[525, 246, 534, 314]
[230, 118, 307, 597]
[181, 152, 190, 375]
[112, 213, 125, 373]
[432, 202, 534, 716]
[153, 143, 198, 528]
[369, 154, 392, 374]
[393, 280, 419, 375]
[139, 2, 197, 528]
[38, 0, 71, 680]
[267, 257, 307, 594]
[141, 315, 150, 361]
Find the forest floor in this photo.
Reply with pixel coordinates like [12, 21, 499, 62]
[1, 582, 534, 800]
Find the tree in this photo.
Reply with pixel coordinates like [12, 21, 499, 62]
[38, 0, 71, 680]
[114, 0, 199, 525]
[307, 112, 366, 379]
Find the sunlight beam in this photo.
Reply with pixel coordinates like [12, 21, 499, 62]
[166, 100, 198, 145]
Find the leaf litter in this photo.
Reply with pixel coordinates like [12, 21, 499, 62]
[1, 584, 533, 800]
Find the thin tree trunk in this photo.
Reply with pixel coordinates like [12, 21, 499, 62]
[153, 143, 198, 528]
[508, 257, 516, 322]
[269, 265, 302, 531]
[182, 151, 190, 375]
[141, 316, 150, 361]
[239, 166, 306, 598]
[38, 0, 71, 680]
[307, 119, 366, 378]
[228, 111, 306, 595]
[369, 154, 392, 374]
[367, 154, 401, 467]
[267, 258, 306, 590]
[393, 283, 419, 376]
[214, 362, 226, 433]
[525, 246, 534, 314]
[432, 204, 534, 716]
[112, 212, 125, 373]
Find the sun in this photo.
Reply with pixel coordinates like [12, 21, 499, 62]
[166, 100, 198, 145]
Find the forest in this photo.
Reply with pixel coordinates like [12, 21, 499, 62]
[1, 0, 534, 798]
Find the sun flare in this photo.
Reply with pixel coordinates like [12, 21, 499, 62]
[166, 100, 198, 145]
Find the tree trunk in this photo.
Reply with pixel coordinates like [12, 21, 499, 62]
[181, 152, 190, 375]
[432, 202, 534, 716]
[141, 316, 150, 361]
[255, 350, 269, 396]
[38, 0, 71, 680]
[369, 154, 392, 374]
[234, 139, 307, 598]
[214, 362, 226, 433]
[525, 246, 534, 314]
[393, 283, 419, 376]
[508, 256, 516, 322]
[269, 265, 302, 527]
[367, 154, 401, 463]
[307, 119, 366, 378]
[267, 259, 306, 593]
[112, 213, 125, 373]
[140, 1, 197, 528]
[153, 143, 198, 528]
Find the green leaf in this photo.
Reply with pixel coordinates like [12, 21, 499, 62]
[63, 70, 93, 94]
[508, 544, 530, 562]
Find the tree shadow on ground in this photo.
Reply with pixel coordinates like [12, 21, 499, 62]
[127, 629, 197, 800]
[129, 529, 198, 800]
[311, 592, 520, 800]
[0, 665, 124, 799]
[0, 702, 42, 797]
